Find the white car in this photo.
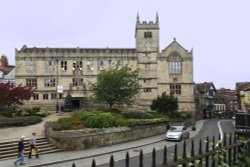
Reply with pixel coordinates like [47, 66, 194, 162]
[166, 126, 190, 141]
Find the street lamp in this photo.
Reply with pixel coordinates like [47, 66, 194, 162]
[56, 59, 59, 113]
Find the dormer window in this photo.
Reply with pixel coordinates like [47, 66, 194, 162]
[144, 31, 152, 38]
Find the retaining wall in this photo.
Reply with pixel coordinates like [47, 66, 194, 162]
[44, 121, 167, 151]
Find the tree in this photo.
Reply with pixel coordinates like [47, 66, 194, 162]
[89, 66, 140, 108]
[242, 97, 250, 112]
[151, 92, 178, 116]
[0, 83, 34, 113]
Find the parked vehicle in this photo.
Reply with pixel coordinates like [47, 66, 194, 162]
[165, 126, 190, 141]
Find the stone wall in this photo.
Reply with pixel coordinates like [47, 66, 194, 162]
[44, 121, 167, 151]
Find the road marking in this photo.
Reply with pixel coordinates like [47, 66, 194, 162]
[218, 120, 234, 142]
[217, 120, 223, 142]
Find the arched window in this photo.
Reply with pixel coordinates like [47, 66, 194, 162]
[168, 54, 182, 74]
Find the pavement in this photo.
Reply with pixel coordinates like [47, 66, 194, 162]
[0, 112, 70, 142]
[0, 112, 205, 167]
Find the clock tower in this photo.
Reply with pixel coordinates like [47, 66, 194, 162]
[135, 13, 160, 109]
[135, 13, 159, 53]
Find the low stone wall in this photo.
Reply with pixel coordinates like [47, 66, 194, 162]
[44, 121, 167, 151]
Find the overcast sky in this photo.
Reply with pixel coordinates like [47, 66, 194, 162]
[0, 0, 249, 89]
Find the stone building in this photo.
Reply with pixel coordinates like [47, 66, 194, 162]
[15, 14, 195, 113]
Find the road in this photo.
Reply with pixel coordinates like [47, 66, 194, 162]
[98, 119, 236, 167]
[29, 119, 235, 167]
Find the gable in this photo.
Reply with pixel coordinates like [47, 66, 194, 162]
[161, 38, 192, 58]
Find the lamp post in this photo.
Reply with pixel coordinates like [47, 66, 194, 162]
[56, 59, 59, 113]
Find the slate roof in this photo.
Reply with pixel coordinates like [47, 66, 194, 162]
[195, 82, 216, 93]
[0, 65, 15, 75]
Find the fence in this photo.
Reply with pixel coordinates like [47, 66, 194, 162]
[71, 132, 250, 167]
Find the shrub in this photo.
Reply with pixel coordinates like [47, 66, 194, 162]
[35, 110, 50, 117]
[7, 107, 49, 118]
[0, 116, 42, 127]
[72, 112, 82, 130]
[20, 110, 29, 116]
[101, 108, 122, 114]
[84, 112, 115, 128]
[122, 111, 153, 119]
[151, 92, 178, 116]
[179, 112, 192, 119]
[79, 110, 104, 122]
[52, 117, 73, 131]
[123, 117, 168, 126]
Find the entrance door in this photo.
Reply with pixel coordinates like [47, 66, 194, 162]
[72, 100, 80, 110]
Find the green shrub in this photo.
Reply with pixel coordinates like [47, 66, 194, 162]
[7, 107, 48, 118]
[124, 117, 168, 126]
[179, 112, 192, 119]
[123, 112, 153, 119]
[20, 110, 29, 116]
[35, 110, 50, 117]
[79, 110, 104, 122]
[84, 112, 115, 128]
[101, 108, 122, 114]
[52, 109, 168, 130]
[52, 117, 73, 131]
[0, 116, 42, 127]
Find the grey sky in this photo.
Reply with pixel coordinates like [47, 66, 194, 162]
[0, 0, 249, 89]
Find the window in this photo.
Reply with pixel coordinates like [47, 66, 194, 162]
[61, 61, 67, 71]
[45, 61, 54, 72]
[143, 79, 151, 84]
[168, 54, 182, 74]
[44, 78, 56, 87]
[208, 90, 214, 96]
[26, 78, 37, 87]
[26, 61, 36, 71]
[51, 93, 57, 100]
[43, 94, 49, 100]
[59, 94, 63, 99]
[99, 60, 106, 70]
[73, 61, 83, 70]
[116, 60, 123, 69]
[33, 94, 39, 100]
[144, 31, 152, 38]
[72, 78, 83, 87]
[143, 88, 152, 92]
[87, 61, 94, 71]
[170, 84, 181, 95]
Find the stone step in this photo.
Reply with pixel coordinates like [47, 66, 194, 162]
[0, 142, 55, 152]
[0, 148, 62, 160]
[0, 140, 51, 149]
[0, 137, 62, 160]
[0, 137, 47, 146]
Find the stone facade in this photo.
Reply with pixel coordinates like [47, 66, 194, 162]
[15, 14, 195, 113]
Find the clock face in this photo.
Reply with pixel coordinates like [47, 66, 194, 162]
[145, 42, 151, 48]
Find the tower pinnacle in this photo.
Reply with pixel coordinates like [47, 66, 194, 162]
[137, 12, 140, 24]
[156, 12, 159, 24]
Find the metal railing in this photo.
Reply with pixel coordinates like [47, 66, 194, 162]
[71, 132, 249, 167]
